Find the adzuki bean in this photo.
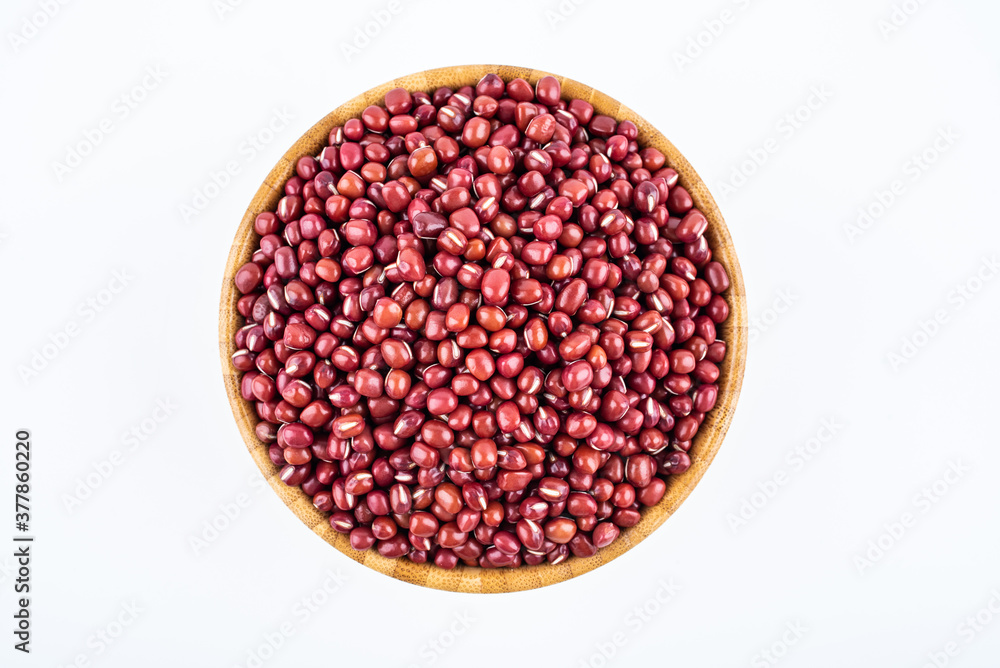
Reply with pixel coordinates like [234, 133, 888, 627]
[231, 73, 730, 569]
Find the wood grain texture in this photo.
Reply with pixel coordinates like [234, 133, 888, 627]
[219, 65, 747, 593]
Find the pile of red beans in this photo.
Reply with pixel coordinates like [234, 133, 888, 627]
[231, 73, 730, 569]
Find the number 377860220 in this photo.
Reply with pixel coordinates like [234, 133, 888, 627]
[15, 430, 30, 531]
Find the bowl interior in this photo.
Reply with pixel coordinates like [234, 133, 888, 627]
[219, 65, 747, 593]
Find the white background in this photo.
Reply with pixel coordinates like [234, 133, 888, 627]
[2, 0, 999, 666]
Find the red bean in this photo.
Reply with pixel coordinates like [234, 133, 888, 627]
[704, 261, 730, 293]
[481, 268, 511, 305]
[516, 519, 545, 551]
[544, 517, 577, 544]
[353, 368, 383, 398]
[498, 470, 532, 492]
[625, 454, 656, 488]
[660, 451, 691, 475]
[562, 360, 594, 392]
[397, 248, 426, 282]
[377, 535, 409, 558]
[410, 511, 439, 538]
[676, 210, 708, 243]
[537, 477, 570, 503]
[636, 478, 667, 506]
[230, 72, 731, 569]
[534, 76, 562, 106]
[373, 297, 403, 328]
[693, 384, 718, 413]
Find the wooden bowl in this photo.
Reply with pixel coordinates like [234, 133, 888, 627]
[220, 65, 747, 593]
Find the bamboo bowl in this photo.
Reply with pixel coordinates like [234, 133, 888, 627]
[220, 65, 747, 593]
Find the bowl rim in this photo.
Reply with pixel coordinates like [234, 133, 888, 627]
[219, 64, 747, 593]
